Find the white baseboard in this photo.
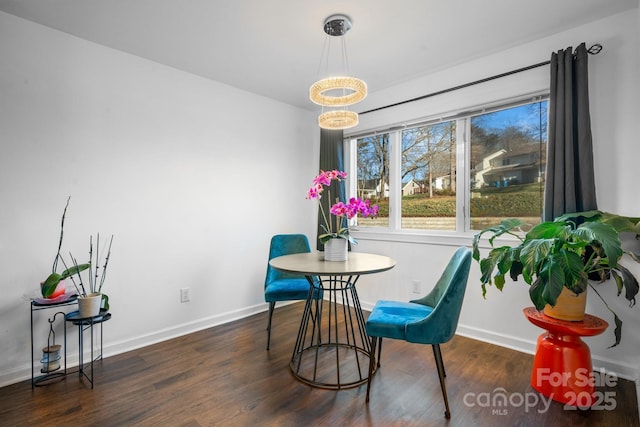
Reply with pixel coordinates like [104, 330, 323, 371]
[0, 302, 270, 388]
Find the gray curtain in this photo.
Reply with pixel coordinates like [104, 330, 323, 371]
[543, 43, 597, 221]
[317, 129, 345, 251]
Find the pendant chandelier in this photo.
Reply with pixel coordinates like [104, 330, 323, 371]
[310, 14, 367, 130]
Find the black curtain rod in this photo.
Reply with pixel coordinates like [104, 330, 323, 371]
[360, 43, 603, 116]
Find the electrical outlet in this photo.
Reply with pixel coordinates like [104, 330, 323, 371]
[412, 280, 421, 294]
[180, 287, 191, 303]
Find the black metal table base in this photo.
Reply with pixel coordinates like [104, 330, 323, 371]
[31, 300, 75, 388]
[290, 275, 374, 389]
[65, 310, 111, 389]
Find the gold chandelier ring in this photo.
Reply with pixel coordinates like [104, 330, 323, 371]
[309, 76, 367, 107]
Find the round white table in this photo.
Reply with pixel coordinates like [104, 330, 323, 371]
[269, 252, 396, 389]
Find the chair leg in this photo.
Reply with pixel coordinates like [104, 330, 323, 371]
[365, 336, 379, 403]
[432, 344, 451, 419]
[431, 344, 446, 378]
[266, 302, 275, 350]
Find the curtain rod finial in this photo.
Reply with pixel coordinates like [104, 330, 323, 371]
[587, 43, 603, 55]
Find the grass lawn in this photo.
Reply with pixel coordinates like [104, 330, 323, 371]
[372, 183, 542, 219]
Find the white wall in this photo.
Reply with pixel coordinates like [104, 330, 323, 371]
[351, 8, 640, 382]
[0, 11, 319, 386]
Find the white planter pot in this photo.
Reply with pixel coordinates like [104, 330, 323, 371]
[324, 238, 348, 261]
[78, 292, 102, 318]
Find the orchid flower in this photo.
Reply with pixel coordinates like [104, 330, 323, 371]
[307, 170, 378, 244]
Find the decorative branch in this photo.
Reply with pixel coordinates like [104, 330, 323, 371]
[98, 235, 114, 293]
[88, 235, 94, 293]
[94, 234, 100, 293]
[51, 196, 71, 273]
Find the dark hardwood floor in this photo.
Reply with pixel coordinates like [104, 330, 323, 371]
[1, 302, 638, 426]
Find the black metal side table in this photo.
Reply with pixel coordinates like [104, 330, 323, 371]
[65, 309, 111, 389]
[30, 296, 78, 387]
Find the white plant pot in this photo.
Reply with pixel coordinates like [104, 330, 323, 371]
[78, 292, 102, 318]
[324, 238, 348, 261]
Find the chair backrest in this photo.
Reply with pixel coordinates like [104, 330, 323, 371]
[265, 234, 311, 287]
[405, 246, 472, 344]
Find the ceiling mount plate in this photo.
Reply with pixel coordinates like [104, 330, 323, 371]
[323, 14, 352, 37]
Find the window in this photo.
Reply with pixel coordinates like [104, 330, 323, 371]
[469, 102, 547, 230]
[351, 97, 548, 233]
[356, 134, 390, 228]
[401, 121, 456, 230]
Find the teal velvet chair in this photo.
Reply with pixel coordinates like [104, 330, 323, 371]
[365, 246, 472, 419]
[264, 234, 320, 350]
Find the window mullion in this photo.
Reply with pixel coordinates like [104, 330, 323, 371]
[346, 136, 356, 203]
[456, 118, 470, 232]
[388, 130, 402, 231]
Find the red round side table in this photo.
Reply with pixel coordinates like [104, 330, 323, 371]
[523, 307, 608, 406]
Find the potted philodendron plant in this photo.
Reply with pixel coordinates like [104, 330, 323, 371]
[472, 210, 640, 347]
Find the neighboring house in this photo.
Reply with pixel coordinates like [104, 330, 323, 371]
[472, 146, 544, 189]
[358, 178, 389, 199]
[375, 180, 389, 198]
[402, 179, 421, 196]
[433, 175, 451, 191]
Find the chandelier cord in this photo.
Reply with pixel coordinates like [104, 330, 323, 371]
[341, 36, 350, 93]
[315, 35, 330, 80]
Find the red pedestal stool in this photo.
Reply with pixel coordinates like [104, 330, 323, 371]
[523, 307, 608, 406]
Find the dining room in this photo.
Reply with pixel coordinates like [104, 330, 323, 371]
[1, 1, 639, 425]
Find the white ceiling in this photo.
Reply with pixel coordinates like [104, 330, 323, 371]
[0, 0, 637, 111]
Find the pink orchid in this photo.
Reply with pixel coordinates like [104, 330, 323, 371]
[307, 170, 379, 244]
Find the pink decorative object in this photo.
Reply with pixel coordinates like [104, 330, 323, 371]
[48, 281, 66, 299]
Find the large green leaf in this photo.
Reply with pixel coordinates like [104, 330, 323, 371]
[60, 263, 90, 279]
[574, 222, 622, 267]
[479, 253, 499, 285]
[519, 238, 554, 285]
[525, 221, 570, 240]
[488, 218, 525, 245]
[556, 210, 603, 223]
[529, 276, 546, 310]
[600, 212, 640, 235]
[557, 249, 589, 292]
[509, 259, 523, 282]
[472, 218, 525, 261]
[479, 248, 505, 296]
[41, 273, 62, 298]
[615, 264, 639, 306]
[610, 269, 623, 296]
[609, 312, 622, 348]
[539, 255, 565, 307]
